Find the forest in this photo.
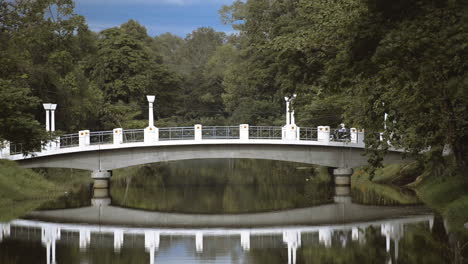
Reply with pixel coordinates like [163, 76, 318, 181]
[0, 0, 467, 176]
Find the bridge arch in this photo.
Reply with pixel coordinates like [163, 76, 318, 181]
[17, 142, 407, 171]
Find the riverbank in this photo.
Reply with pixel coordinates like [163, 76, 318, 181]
[0, 160, 90, 221]
[352, 160, 468, 235]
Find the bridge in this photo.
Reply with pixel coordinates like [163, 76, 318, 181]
[1, 204, 433, 264]
[0, 97, 407, 201]
[1, 94, 404, 171]
[1, 125, 405, 170]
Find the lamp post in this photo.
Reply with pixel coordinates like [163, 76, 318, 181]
[43, 104, 51, 131]
[43, 103, 58, 132]
[284, 94, 297, 125]
[50, 104, 57, 132]
[147, 95, 155, 127]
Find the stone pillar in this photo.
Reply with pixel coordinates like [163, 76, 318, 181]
[350, 128, 357, 143]
[114, 229, 124, 252]
[144, 126, 159, 144]
[41, 225, 60, 264]
[79, 229, 91, 251]
[0, 141, 10, 158]
[195, 232, 203, 252]
[194, 124, 202, 141]
[91, 170, 112, 206]
[283, 231, 301, 264]
[319, 228, 332, 248]
[79, 130, 90, 147]
[241, 231, 250, 251]
[317, 126, 330, 143]
[113, 128, 123, 145]
[145, 231, 160, 264]
[358, 129, 365, 145]
[44, 107, 50, 132]
[333, 168, 353, 204]
[0, 223, 10, 242]
[51, 108, 56, 132]
[240, 124, 249, 140]
[283, 124, 298, 140]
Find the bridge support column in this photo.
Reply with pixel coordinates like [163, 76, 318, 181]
[333, 168, 353, 204]
[91, 170, 112, 206]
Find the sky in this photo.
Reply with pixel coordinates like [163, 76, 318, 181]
[74, 0, 237, 38]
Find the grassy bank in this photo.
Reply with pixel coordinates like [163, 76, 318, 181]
[352, 160, 468, 235]
[0, 160, 91, 221]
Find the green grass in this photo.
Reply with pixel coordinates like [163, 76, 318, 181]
[415, 168, 468, 234]
[352, 167, 420, 205]
[0, 160, 91, 221]
[352, 160, 468, 236]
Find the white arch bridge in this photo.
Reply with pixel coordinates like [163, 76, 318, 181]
[1, 125, 406, 171]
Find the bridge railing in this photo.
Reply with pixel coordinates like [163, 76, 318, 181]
[90, 131, 113, 145]
[123, 129, 144, 143]
[299, 127, 317, 141]
[60, 133, 79, 148]
[2, 125, 367, 158]
[159, 127, 195, 141]
[9, 143, 23, 155]
[249, 126, 282, 139]
[202, 126, 240, 139]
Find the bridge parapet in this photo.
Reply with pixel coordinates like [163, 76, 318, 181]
[3, 125, 366, 161]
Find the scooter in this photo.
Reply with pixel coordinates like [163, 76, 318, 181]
[331, 129, 350, 142]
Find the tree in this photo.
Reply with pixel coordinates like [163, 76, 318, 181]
[0, 80, 47, 153]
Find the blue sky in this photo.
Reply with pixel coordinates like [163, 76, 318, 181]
[74, 0, 237, 38]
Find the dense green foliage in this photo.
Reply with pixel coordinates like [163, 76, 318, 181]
[0, 0, 466, 176]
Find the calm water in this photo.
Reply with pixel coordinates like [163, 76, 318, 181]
[0, 159, 465, 263]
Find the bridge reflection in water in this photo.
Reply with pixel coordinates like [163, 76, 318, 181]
[0, 207, 433, 264]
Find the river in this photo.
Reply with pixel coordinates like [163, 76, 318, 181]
[0, 159, 464, 263]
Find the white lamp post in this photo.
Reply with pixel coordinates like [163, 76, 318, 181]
[43, 103, 58, 132]
[43, 103, 51, 131]
[147, 95, 155, 127]
[284, 97, 290, 125]
[284, 94, 297, 125]
[50, 104, 57, 132]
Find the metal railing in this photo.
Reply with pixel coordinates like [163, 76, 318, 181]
[90, 131, 113, 145]
[159, 127, 195, 141]
[60, 133, 79, 148]
[123, 129, 144, 143]
[9, 143, 23, 155]
[202, 126, 240, 139]
[4, 126, 367, 158]
[299, 127, 317, 141]
[249, 126, 282, 139]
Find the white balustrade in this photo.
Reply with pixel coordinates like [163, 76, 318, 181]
[113, 128, 123, 145]
[79, 130, 90, 147]
[317, 126, 330, 143]
[3, 122, 371, 160]
[0, 141, 10, 158]
[194, 124, 202, 141]
[283, 124, 298, 140]
[239, 124, 249, 140]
